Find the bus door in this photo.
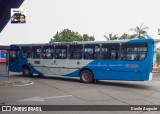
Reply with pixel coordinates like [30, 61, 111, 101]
[0, 46, 9, 77]
[121, 43, 148, 80]
[9, 45, 20, 72]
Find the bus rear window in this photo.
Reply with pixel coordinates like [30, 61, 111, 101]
[121, 43, 148, 61]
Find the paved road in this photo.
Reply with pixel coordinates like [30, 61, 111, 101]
[0, 63, 7, 74]
[0, 73, 160, 114]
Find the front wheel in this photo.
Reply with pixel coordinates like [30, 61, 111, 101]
[80, 70, 94, 83]
[22, 67, 31, 76]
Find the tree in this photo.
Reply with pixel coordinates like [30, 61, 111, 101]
[104, 33, 132, 40]
[119, 33, 132, 40]
[158, 29, 160, 35]
[154, 39, 160, 56]
[104, 33, 118, 40]
[49, 29, 95, 43]
[130, 24, 149, 38]
[82, 34, 95, 41]
[50, 29, 82, 42]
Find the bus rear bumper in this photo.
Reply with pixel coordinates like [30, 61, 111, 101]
[149, 72, 153, 81]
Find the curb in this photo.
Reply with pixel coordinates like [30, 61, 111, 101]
[0, 79, 33, 87]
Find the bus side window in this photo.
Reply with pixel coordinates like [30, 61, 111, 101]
[111, 50, 116, 59]
[101, 48, 107, 59]
[101, 43, 120, 60]
[21, 46, 30, 58]
[42, 46, 54, 59]
[84, 44, 100, 60]
[121, 43, 148, 61]
[55, 46, 67, 59]
[84, 48, 93, 59]
[68, 45, 82, 59]
[10, 51, 17, 61]
[31, 46, 42, 59]
[94, 45, 100, 59]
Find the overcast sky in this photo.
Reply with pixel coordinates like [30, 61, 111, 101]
[0, 0, 160, 45]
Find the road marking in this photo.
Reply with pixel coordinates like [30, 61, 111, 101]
[18, 95, 72, 102]
[15, 81, 34, 86]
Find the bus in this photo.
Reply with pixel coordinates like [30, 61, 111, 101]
[9, 38, 154, 83]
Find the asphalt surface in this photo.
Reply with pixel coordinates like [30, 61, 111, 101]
[0, 63, 7, 74]
[0, 72, 160, 114]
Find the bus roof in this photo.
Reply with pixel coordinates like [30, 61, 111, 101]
[10, 38, 154, 46]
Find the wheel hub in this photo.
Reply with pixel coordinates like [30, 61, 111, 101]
[82, 73, 90, 81]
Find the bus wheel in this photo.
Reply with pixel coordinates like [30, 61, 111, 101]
[38, 73, 43, 77]
[22, 67, 30, 76]
[80, 70, 93, 83]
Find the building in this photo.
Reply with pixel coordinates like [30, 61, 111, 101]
[0, 50, 7, 62]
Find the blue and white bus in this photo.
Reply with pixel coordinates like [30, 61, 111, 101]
[9, 38, 154, 83]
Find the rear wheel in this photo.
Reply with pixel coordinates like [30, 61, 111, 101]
[38, 73, 43, 77]
[22, 67, 31, 76]
[80, 70, 93, 83]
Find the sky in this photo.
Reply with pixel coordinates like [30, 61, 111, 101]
[0, 0, 160, 45]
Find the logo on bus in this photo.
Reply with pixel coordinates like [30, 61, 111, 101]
[125, 64, 138, 68]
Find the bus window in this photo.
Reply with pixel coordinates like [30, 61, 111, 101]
[84, 44, 100, 59]
[68, 45, 82, 59]
[121, 43, 148, 60]
[10, 46, 19, 62]
[21, 46, 31, 58]
[101, 44, 120, 60]
[55, 46, 67, 59]
[42, 46, 54, 59]
[31, 46, 42, 59]
[10, 51, 17, 61]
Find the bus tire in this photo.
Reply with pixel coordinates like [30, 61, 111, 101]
[38, 73, 43, 77]
[80, 70, 93, 83]
[22, 67, 31, 76]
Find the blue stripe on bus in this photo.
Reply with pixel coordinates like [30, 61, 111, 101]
[64, 59, 151, 81]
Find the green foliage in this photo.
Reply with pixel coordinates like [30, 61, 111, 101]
[104, 24, 150, 40]
[104, 32, 133, 40]
[158, 29, 160, 35]
[154, 39, 160, 55]
[156, 53, 160, 66]
[82, 34, 95, 41]
[130, 24, 149, 38]
[155, 39, 160, 44]
[50, 29, 95, 43]
[104, 33, 118, 40]
[119, 33, 132, 40]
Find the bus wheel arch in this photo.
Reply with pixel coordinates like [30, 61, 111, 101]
[79, 68, 94, 83]
[22, 65, 32, 76]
